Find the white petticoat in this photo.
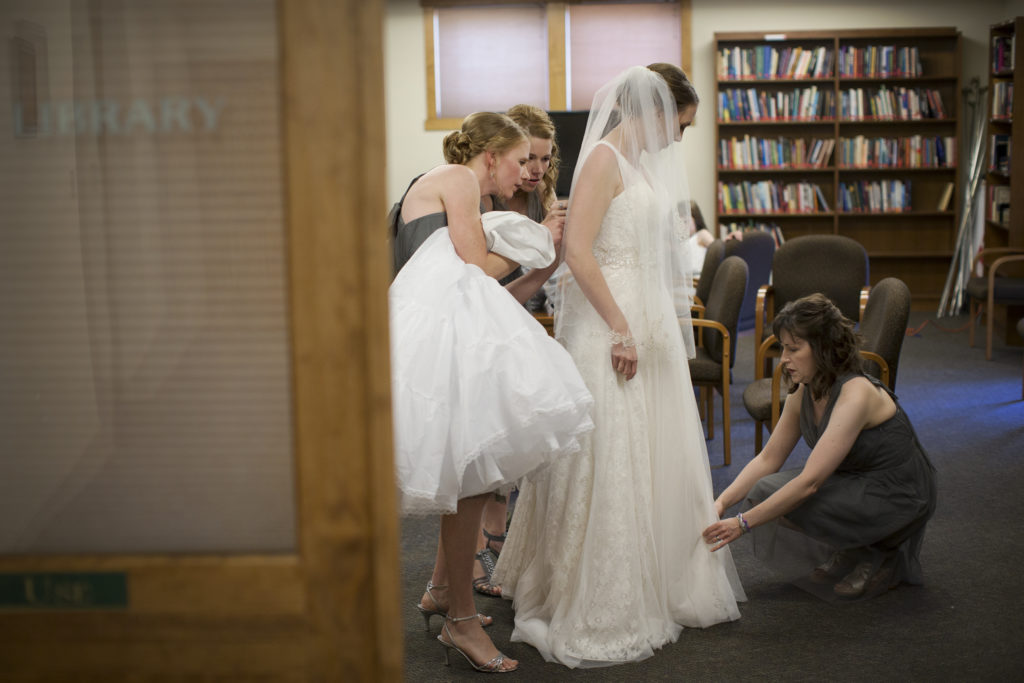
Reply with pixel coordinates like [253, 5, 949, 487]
[390, 228, 594, 516]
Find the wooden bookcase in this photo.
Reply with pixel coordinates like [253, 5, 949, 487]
[714, 28, 961, 309]
[983, 17, 1024, 342]
[984, 18, 1024, 250]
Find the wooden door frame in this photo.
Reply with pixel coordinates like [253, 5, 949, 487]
[0, 1, 401, 679]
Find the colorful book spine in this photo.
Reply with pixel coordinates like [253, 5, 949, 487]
[717, 180, 830, 214]
[838, 135, 956, 168]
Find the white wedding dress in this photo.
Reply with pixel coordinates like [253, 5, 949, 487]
[492, 147, 745, 668]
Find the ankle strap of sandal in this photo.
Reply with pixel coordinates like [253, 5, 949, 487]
[447, 613, 482, 623]
[482, 529, 506, 544]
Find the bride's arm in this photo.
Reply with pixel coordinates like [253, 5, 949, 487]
[562, 146, 637, 378]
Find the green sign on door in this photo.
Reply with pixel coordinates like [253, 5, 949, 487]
[0, 572, 128, 609]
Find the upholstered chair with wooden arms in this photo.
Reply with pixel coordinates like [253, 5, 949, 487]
[754, 235, 870, 378]
[692, 239, 725, 349]
[743, 278, 909, 453]
[694, 239, 726, 312]
[965, 247, 1024, 361]
[858, 277, 911, 390]
[724, 229, 776, 332]
[1018, 317, 1024, 400]
[687, 256, 748, 466]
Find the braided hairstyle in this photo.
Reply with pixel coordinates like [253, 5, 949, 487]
[772, 293, 864, 400]
[442, 111, 527, 166]
[506, 104, 560, 209]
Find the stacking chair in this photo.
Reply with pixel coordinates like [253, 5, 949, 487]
[724, 230, 776, 332]
[688, 256, 748, 466]
[858, 277, 912, 390]
[694, 239, 726, 311]
[754, 235, 870, 377]
[1018, 317, 1024, 400]
[965, 247, 1024, 360]
[693, 239, 725, 348]
[742, 277, 909, 452]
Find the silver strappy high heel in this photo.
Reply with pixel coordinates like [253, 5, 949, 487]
[416, 581, 492, 630]
[438, 614, 518, 673]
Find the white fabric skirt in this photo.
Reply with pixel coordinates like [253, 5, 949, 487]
[390, 228, 594, 516]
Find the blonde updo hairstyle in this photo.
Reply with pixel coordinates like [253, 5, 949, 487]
[506, 104, 560, 209]
[442, 111, 528, 167]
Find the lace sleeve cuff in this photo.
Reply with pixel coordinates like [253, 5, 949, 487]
[608, 330, 636, 348]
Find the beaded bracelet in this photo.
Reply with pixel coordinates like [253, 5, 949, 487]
[608, 330, 636, 348]
[736, 512, 751, 534]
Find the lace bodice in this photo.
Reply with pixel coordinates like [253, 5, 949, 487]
[591, 184, 659, 270]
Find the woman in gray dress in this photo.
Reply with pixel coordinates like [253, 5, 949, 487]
[472, 103, 567, 598]
[703, 293, 936, 600]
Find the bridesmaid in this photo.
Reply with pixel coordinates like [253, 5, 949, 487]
[391, 111, 593, 673]
[472, 103, 567, 599]
[703, 293, 936, 600]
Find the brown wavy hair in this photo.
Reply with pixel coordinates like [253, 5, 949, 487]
[772, 293, 864, 400]
[442, 111, 527, 166]
[506, 104, 560, 209]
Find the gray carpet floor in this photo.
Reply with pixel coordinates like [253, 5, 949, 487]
[400, 312, 1024, 681]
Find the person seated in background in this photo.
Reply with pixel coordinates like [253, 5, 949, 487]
[686, 201, 742, 272]
[703, 293, 936, 600]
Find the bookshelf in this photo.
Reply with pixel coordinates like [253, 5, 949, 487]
[714, 28, 961, 308]
[984, 18, 1023, 250]
[982, 17, 1024, 343]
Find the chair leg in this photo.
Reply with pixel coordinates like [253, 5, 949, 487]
[969, 300, 977, 348]
[753, 422, 762, 453]
[986, 303, 994, 361]
[720, 383, 730, 466]
[706, 387, 714, 440]
[1020, 351, 1023, 401]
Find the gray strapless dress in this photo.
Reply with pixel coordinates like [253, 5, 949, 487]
[744, 373, 936, 600]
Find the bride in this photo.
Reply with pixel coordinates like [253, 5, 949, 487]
[492, 64, 745, 668]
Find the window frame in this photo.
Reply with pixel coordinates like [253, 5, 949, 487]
[421, 0, 692, 131]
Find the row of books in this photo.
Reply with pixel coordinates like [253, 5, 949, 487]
[718, 180, 830, 215]
[992, 35, 1015, 73]
[717, 222, 786, 247]
[718, 86, 834, 122]
[839, 86, 947, 120]
[717, 45, 833, 80]
[992, 81, 1014, 119]
[989, 133, 1012, 174]
[837, 180, 912, 213]
[718, 135, 835, 169]
[836, 45, 923, 78]
[989, 184, 1010, 225]
[836, 135, 956, 168]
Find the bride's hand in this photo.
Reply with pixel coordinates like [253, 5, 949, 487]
[610, 334, 637, 380]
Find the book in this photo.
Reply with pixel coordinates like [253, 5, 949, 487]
[937, 181, 954, 211]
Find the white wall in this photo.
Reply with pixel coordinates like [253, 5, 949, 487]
[386, 0, 1018, 218]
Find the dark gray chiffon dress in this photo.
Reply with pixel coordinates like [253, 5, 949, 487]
[744, 373, 937, 600]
